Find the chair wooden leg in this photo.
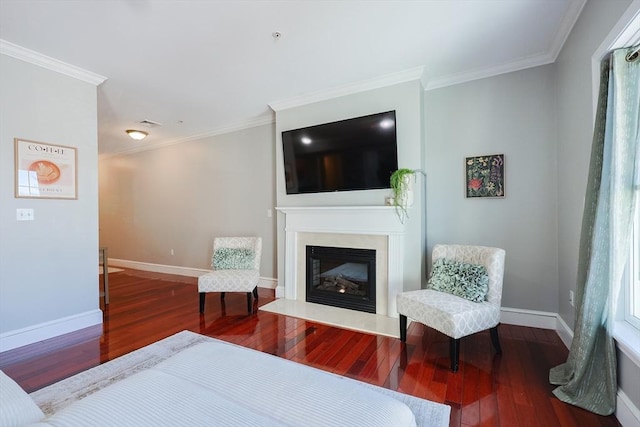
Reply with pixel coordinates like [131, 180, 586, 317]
[246, 292, 252, 313]
[199, 292, 205, 313]
[449, 338, 460, 372]
[220, 292, 225, 300]
[490, 325, 502, 354]
[253, 287, 258, 299]
[399, 314, 407, 342]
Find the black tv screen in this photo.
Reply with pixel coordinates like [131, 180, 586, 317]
[282, 111, 398, 195]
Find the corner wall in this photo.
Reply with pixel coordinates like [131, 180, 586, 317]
[554, 0, 639, 422]
[424, 64, 560, 312]
[0, 54, 101, 351]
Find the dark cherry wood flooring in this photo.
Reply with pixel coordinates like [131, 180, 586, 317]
[0, 269, 621, 427]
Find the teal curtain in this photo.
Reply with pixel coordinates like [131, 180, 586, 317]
[549, 46, 640, 415]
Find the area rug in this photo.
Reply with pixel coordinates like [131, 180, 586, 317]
[30, 331, 450, 427]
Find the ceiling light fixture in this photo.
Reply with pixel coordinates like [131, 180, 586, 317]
[126, 129, 148, 140]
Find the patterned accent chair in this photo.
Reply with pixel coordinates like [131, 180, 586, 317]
[396, 244, 506, 372]
[198, 237, 262, 314]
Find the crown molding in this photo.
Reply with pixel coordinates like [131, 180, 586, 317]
[269, 66, 425, 112]
[0, 39, 106, 86]
[548, 0, 588, 60]
[100, 113, 274, 158]
[425, 51, 555, 91]
[425, 0, 585, 91]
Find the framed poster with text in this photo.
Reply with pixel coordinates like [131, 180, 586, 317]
[14, 138, 77, 199]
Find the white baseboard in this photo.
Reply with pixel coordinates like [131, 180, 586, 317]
[618, 390, 640, 427]
[108, 258, 277, 289]
[555, 314, 574, 349]
[500, 307, 558, 329]
[275, 285, 285, 298]
[0, 310, 103, 353]
[109, 258, 208, 277]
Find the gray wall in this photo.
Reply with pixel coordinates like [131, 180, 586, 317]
[0, 55, 100, 336]
[274, 80, 427, 293]
[98, 124, 276, 277]
[554, 0, 638, 415]
[424, 64, 560, 312]
[555, 0, 632, 330]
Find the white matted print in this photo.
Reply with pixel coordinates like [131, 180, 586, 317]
[14, 138, 77, 199]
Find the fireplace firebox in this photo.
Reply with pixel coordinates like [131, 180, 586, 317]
[306, 246, 376, 313]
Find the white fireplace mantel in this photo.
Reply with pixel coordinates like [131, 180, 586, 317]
[275, 206, 406, 317]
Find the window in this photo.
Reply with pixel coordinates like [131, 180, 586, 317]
[626, 196, 640, 330]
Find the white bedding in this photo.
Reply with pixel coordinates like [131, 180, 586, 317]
[27, 341, 417, 427]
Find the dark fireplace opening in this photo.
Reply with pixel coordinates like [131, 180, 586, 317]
[306, 246, 376, 314]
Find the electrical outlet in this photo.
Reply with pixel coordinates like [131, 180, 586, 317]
[569, 290, 574, 307]
[170, 249, 174, 256]
[16, 208, 34, 221]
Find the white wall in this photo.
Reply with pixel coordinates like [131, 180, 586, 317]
[274, 80, 426, 293]
[0, 54, 101, 350]
[424, 64, 560, 312]
[98, 124, 277, 277]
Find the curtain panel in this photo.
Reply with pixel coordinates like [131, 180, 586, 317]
[549, 46, 640, 415]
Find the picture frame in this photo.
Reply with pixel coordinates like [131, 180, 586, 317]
[465, 154, 504, 198]
[14, 138, 78, 199]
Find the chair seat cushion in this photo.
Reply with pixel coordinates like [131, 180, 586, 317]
[396, 289, 500, 339]
[198, 270, 259, 293]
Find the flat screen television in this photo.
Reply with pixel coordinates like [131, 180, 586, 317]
[282, 110, 398, 195]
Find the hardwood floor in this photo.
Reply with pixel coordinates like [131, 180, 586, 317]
[0, 269, 621, 427]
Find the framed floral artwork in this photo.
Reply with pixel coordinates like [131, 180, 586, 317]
[465, 154, 504, 198]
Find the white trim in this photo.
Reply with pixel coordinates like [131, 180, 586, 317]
[0, 39, 106, 86]
[0, 310, 103, 353]
[426, 52, 555, 91]
[614, 321, 640, 369]
[548, 0, 588, 60]
[108, 258, 276, 289]
[556, 314, 574, 349]
[268, 67, 425, 112]
[425, 0, 586, 91]
[594, 0, 640, 57]
[99, 114, 274, 159]
[500, 307, 558, 329]
[498, 307, 576, 348]
[109, 258, 208, 277]
[617, 390, 640, 427]
[591, 0, 640, 118]
[258, 277, 278, 290]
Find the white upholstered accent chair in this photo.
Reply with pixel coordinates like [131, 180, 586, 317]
[396, 244, 506, 372]
[198, 237, 262, 314]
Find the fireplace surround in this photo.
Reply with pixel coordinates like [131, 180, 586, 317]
[275, 206, 406, 317]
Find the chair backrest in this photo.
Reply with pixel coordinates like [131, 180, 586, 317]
[213, 237, 262, 271]
[431, 244, 505, 306]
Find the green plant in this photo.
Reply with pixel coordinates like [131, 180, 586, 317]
[390, 168, 415, 223]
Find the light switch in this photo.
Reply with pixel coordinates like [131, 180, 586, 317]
[17, 208, 34, 221]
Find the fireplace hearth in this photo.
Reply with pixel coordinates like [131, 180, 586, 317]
[306, 246, 376, 313]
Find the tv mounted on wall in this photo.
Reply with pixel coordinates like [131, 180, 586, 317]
[282, 110, 398, 195]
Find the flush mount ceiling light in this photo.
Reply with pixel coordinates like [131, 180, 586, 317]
[126, 129, 148, 140]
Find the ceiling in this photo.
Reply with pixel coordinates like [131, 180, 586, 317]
[0, 0, 586, 156]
